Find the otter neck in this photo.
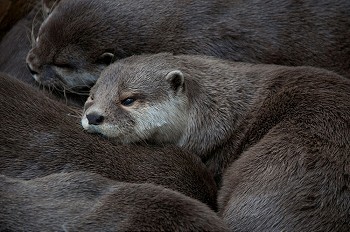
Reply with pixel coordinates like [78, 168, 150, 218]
[177, 67, 263, 162]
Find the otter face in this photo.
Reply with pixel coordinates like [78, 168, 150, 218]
[81, 65, 189, 145]
[26, 40, 112, 90]
[26, 0, 117, 91]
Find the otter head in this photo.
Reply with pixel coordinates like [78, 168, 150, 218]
[26, 0, 120, 91]
[81, 56, 189, 144]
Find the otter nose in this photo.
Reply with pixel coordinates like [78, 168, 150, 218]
[26, 63, 39, 76]
[86, 113, 104, 125]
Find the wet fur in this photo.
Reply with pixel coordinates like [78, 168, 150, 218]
[0, 73, 218, 211]
[27, 0, 350, 92]
[0, 172, 228, 231]
[86, 53, 350, 231]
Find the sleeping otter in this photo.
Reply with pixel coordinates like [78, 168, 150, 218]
[0, 172, 229, 231]
[82, 53, 350, 231]
[0, 73, 218, 211]
[26, 0, 350, 92]
[0, 0, 87, 106]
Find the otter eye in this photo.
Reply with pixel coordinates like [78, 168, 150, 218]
[121, 98, 135, 106]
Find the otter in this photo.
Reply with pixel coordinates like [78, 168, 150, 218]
[0, 172, 229, 231]
[82, 53, 350, 231]
[26, 0, 350, 93]
[0, 1, 87, 106]
[0, 73, 218, 211]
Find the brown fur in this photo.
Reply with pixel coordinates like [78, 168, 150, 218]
[0, 1, 87, 106]
[0, 1, 40, 85]
[0, 172, 229, 231]
[0, 0, 37, 39]
[26, 0, 350, 93]
[85, 53, 350, 231]
[0, 73, 218, 211]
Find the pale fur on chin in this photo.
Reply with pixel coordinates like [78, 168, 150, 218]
[81, 117, 89, 130]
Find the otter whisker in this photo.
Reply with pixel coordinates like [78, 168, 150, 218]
[30, 5, 43, 47]
[67, 112, 82, 119]
[61, 87, 90, 96]
[62, 87, 68, 105]
[62, 85, 90, 93]
[78, 78, 94, 89]
[134, 139, 151, 147]
[54, 79, 90, 96]
[47, 0, 60, 15]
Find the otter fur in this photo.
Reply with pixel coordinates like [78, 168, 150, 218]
[0, 73, 218, 211]
[0, 1, 88, 106]
[0, 1, 41, 85]
[0, 0, 38, 39]
[0, 172, 229, 231]
[26, 0, 350, 92]
[82, 53, 350, 231]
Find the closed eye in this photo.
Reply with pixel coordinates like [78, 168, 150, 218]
[55, 63, 74, 69]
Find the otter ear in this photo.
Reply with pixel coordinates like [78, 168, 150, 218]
[42, 0, 61, 16]
[97, 52, 115, 65]
[165, 70, 184, 93]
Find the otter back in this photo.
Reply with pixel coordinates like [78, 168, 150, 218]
[0, 172, 229, 231]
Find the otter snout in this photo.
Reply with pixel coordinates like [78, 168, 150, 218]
[26, 59, 40, 82]
[86, 113, 104, 125]
[26, 51, 43, 83]
[26, 63, 39, 76]
[26, 52, 40, 71]
[81, 107, 106, 133]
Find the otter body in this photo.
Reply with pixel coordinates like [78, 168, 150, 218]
[27, 0, 350, 91]
[83, 53, 350, 231]
[0, 73, 218, 211]
[0, 172, 228, 231]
